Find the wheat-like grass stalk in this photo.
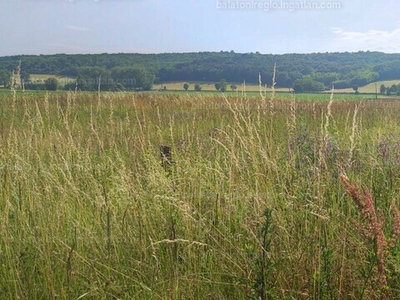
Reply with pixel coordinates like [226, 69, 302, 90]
[270, 63, 276, 111]
[347, 103, 359, 167]
[258, 72, 266, 104]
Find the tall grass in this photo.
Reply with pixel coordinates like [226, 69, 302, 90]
[1, 91, 400, 299]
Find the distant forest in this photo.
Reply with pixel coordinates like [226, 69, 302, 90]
[1, 51, 400, 91]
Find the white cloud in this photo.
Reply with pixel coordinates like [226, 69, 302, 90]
[330, 27, 400, 52]
[64, 25, 91, 32]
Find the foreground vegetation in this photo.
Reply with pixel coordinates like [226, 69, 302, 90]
[1, 91, 400, 299]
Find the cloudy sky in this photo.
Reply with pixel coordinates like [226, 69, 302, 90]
[1, 0, 399, 56]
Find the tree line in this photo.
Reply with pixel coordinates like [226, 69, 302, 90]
[1, 51, 400, 92]
[0, 66, 154, 91]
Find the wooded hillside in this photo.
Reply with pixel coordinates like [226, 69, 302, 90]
[1, 51, 400, 90]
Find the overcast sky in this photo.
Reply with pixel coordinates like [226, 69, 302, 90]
[1, 0, 399, 56]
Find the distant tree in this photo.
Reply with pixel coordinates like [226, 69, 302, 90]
[230, 84, 237, 91]
[311, 72, 340, 87]
[0, 70, 11, 88]
[215, 78, 228, 92]
[293, 77, 325, 93]
[389, 84, 398, 94]
[220, 79, 227, 92]
[111, 67, 153, 91]
[77, 67, 113, 91]
[380, 84, 386, 94]
[63, 81, 77, 91]
[194, 83, 202, 91]
[332, 79, 351, 89]
[20, 71, 30, 85]
[24, 82, 46, 90]
[45, 77, 58, 91]
[352, 85, 359, 94]
[183, 82, 189, 91]
[350, 71, 379, 87]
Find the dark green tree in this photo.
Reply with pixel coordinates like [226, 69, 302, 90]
[293, 77, 325, 93]
[77, 67, 113, 91]
[194, 83, 202, 91]
[311, 72, 340, 87]
[353, 85, 359, 94]
[230, 84, 237, 91]
[380, 84, 386, 94]
[45, 77, 58, 91]
[332, 79, 351, 89]
[111, 67, 153, 91]
[0, 70, 11, 88]
[183, 82, 189, 91]
[20, 71, 30, 85]
[389, 84, 398, 94]
[220, 79, 227, 92]
[215, 78, 228, 92]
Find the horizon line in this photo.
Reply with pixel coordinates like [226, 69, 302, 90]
[0, 49, 397, 58]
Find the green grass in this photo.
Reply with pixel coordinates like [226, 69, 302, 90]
[1, 91, 400, 299]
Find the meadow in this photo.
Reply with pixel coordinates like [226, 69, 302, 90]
[1, 90, 400, 299]
[152, 80, 400, 94]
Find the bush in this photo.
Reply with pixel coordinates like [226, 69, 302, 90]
[45, 77, 58, 91]
[293, 77, 325, 93]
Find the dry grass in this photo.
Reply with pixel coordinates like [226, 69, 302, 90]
[0, 91, 400, 299]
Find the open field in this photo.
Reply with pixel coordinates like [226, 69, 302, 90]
[29, 74, 76, 84]
[25, 76, 400, 95]
[153, 81, 290, 92]
[334, 80, 400, 93]
[154, 80, 400, 94]
[152, 89, 380, 101]
[1, 91, 400, 299]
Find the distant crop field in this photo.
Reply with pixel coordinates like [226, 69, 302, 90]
[156, 80, 400, 95]
[334, 80, 400, 93]
[153, 81, 290, 92]
[29, 73, 75, 83]
[1, 91, 400, 299]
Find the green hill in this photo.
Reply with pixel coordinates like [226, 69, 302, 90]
[2, 51, 400, 90]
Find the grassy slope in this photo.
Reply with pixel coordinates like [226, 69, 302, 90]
[334, 80, 400, 93]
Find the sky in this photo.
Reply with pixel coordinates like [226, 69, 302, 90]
[0, 0, 399, 56]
